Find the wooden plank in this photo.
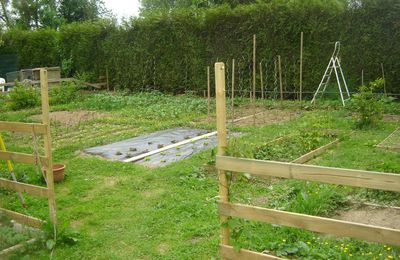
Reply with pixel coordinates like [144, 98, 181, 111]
[216, 156, 400, 192]
[291, 139, 340, 164]
[0, 121, 46, 134]
[376, 127, 399, 148]
[0, 178, 48, 198]
[124, 131, 217, 163]
[215, 62, 230, 248]
[0, 208, 43, 228]
[40, 68, 57, 225]
[219, 202, 400, 246]
[0, 78, 73, 87]
[0, 150, 47, 165]
[233, 112, 264, 123]
[0, 238, 37, 258]
[220, 245, 283, 260]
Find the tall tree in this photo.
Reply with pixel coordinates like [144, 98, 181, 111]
[12, 0, 59, 29]
[0, 0, 13, 29]
[59, 0, 107, 23]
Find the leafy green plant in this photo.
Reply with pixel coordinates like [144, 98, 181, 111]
[7, 82, 40, 110]
[49, 81, 80, 105]
[41, 220, 79, 253]
[351, 78, 385, 129]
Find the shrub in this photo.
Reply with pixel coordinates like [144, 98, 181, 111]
[49, 81, 81, 105]
[351, 78, 385, 129]
[7, 82, 40, 110]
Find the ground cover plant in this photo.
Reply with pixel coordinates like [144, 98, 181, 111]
[0, 91, 399, 259]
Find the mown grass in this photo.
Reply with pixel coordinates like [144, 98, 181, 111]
[0, 91, 399, 259]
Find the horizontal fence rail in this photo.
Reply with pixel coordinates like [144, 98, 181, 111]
[216, 155, 400, 192]
[0, 208, 43, 228]
[220, 245, 283, 260]
[219, 202, 400, 246]
[0, 121, 47, 134]
[0, 178, 49, 198]
[0, 151, 47, 166]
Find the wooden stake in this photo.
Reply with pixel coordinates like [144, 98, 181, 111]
[40, 69, 57, 225]
[253, 34, 256, 125]
[362, 69, 364, 86]
[106, 66, 109, 91]
[259, 62, 264, 99]
[299, 32, 303, 103]
[278, 55, 283, 105]
[231, 59, 235, 123]
[215, 62, 229, 248]
[207, 66, 211, 122]
[381, 63, 387, 94]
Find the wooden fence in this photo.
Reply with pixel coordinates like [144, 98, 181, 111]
[214, 62, 400, 259]
[0, 69, 57, 227]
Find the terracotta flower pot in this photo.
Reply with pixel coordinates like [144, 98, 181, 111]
[42, 164, 65, 183]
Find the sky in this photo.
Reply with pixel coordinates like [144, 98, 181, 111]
[103, 0, 141, 20]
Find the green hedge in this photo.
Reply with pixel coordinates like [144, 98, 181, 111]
[0, 0, 398, 95]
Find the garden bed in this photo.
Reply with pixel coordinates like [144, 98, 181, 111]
[253, 130, 338, 162]
[84, 128, 217, 167]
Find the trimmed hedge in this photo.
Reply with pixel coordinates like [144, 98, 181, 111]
[0, 0, 399, 95]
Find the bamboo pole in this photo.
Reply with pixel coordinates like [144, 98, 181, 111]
[40, 69, 57, 226]
[259, 62, 264, 99]
[215, 62, 229, 249]
[278, 55, 283, 106]
[231, 59, 235, 123]
[381, 63, 387, 94]
[207, 66, 211, 122]
[299, 32, 303, 103]
[253, 34, 256, 125]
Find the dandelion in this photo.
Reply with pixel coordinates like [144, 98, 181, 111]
[388, 256, 393, 259]
[387, 247, 391, 250]
[282, 239, 286, 242]
[307, 241, 311, 245]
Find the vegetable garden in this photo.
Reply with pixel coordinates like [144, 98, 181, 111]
[0, 1, 399, 259]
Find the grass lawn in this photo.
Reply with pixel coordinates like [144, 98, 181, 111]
[0, 91, 399, 259]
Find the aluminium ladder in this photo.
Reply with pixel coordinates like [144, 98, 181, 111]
[311, 42, 350, 106]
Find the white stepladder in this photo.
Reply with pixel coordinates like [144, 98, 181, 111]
[311, 41, 350, 106]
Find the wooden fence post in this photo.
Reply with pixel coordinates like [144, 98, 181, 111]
[299, 31, 303, 103]
[215, 62, 229, 249]
[231, 59, 235, 123]
[362, 69, 364, 86]
[40, 69, 57, 226]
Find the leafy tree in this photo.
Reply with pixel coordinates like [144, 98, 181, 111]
[59, 0, 107, 23]
[0, 0, 13, 30]
[11, 0, 60, 29]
